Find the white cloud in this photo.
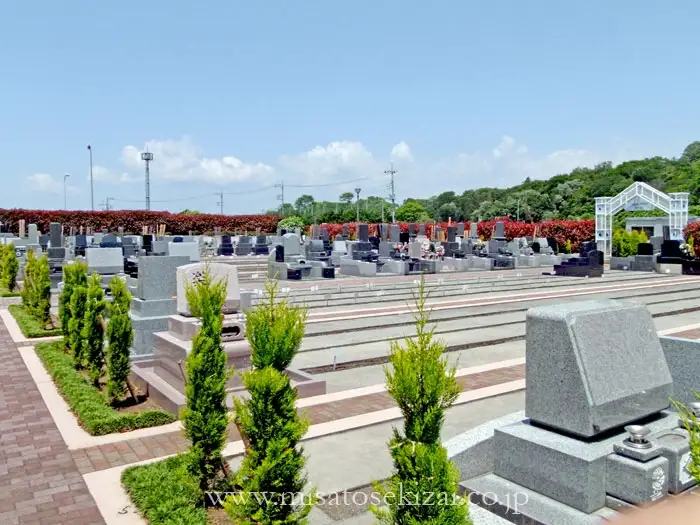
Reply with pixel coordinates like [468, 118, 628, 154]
[27, 172, 88, 196]
[278, 141, 376, 182]
[120, 138, 274, 185]
[390, 141, 414, 162]
[26, 173, 62, 194]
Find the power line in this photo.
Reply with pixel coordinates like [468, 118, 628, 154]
[100, 197, 115, 211]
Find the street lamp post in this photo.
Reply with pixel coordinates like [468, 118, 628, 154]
[87, 145, 94, 211]
[354, 187, 361, 222]
[63, 173, 70, 210]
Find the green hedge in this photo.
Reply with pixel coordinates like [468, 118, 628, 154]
[0, 285, 20, 298]
[122, 454, 208, 525]
[9, 304, 62, 337]
[35, 341, 176, 435]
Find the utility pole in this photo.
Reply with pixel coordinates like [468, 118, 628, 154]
[141, 149, 154, 211]
[384, 162, 397, 222]
[216, 192, 224, 215]
[354, 187, 361, 222]
[274, 181, 285, 213]
[100, 197, 115, 211]
[87, 145, 94, 211]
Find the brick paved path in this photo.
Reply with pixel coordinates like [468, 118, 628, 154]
[71, 364, 525, 475]
[0, 319, 104, 525]
[667, 327, 700, 340]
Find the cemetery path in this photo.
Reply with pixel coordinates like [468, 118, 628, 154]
[0, 319, 105, 525]
[70, 363, 525, 475]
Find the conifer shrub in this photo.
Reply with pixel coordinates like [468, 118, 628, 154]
[225, 279, 314, 525]
[59, 264, 76, 345]
[674, 398, 700, 484]
[34, 255, 52, 329]
[69, 282, 88, 368]
[370, 275, 471, 525]
[21, 249, 37, 313]
[0, 243, 18, 292]
[181, 265, 231, 492]
[106, 275, 135, 403]
[82, 273, 107, 386]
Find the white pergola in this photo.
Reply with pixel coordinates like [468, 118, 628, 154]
[595, 182, 689, 257]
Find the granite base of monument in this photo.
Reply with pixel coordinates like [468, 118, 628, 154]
[450, 300, 696, 524]
[131, 325, 326, 415]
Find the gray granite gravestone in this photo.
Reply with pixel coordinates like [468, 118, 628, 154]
[357, 224, 369, 242]
[526, 300, 673, 437]
[493, 221, 505, 240]
[130, 255, 191, 358]
[418, 224, 426, 236]
[458, 300, 688, 522]
[389, 224, 400, 243]
[469, 222, 478, 239]
[457, 222, 465, 237]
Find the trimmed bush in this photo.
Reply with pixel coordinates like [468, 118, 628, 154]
[34, 255, 52, 329]
[21, 249, 37, 313]
[0, 243, 18, 293]
[182, 266, 231, 492]
[0, 209, 280, 235]
[371, 276, 471, 525]
[225, 279, 314, 525]
[106, 276, 134, 403]
[8, 304, 62, 338]
[121, 454, 208, 525]
[82, 273, 106, 386]
[69, 284, 88, 368]
[35, 341, 175, 435]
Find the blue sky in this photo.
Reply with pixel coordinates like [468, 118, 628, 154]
[2, 1, 699, 214]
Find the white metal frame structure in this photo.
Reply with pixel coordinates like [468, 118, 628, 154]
[595, 182, 689, 257]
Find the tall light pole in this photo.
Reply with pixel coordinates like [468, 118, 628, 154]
[141, 150, 154, 210]
[384, 162, 397, 222]
[87, 145, 94, 210]
[354, 187, 361, 222]
[63, 173, 70, 210]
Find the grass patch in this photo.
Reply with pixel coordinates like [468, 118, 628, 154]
[35, 341, 176, 435]
[122, 454, 210, 525]
[9, 304, 62, 337]
[0, 285, 20, 298]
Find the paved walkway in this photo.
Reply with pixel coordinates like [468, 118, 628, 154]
[70, 364, 525, 474]
[0, 319, 104, 525]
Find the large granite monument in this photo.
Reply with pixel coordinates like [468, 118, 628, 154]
[457, 300, 695, 524]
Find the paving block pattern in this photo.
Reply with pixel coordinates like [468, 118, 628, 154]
[71, 364, 525, 474]
[0, 319, 104, 525]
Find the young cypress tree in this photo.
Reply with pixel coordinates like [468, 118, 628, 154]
[69, 292, 88, 368]
[59, 264, 76, 345]
[371, 275, 471, 525]
[181, 266, 231, 492]
[106, 275, 135, 403]
[82, 273, 107, 387]
[21, 248, 36, 313]
[1, 244, 18, 292]
[35, 255, 52, 329]
[225, 279, 314, 525]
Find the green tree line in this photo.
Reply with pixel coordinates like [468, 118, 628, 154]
[264, 141, 700, 225]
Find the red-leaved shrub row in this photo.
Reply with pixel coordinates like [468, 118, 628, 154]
[311, 218, 596, 252]
[685, 222, 700, 253]
[0, 209, 281, 235]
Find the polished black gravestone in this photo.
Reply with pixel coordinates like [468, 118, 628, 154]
[218, 235, 234, 256]
[550, 241, 603, 277]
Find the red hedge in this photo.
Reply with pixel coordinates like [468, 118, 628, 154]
[312, 218, 595, 252]
[685, 222, 700, 253]
[0, 209, 281, 235]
